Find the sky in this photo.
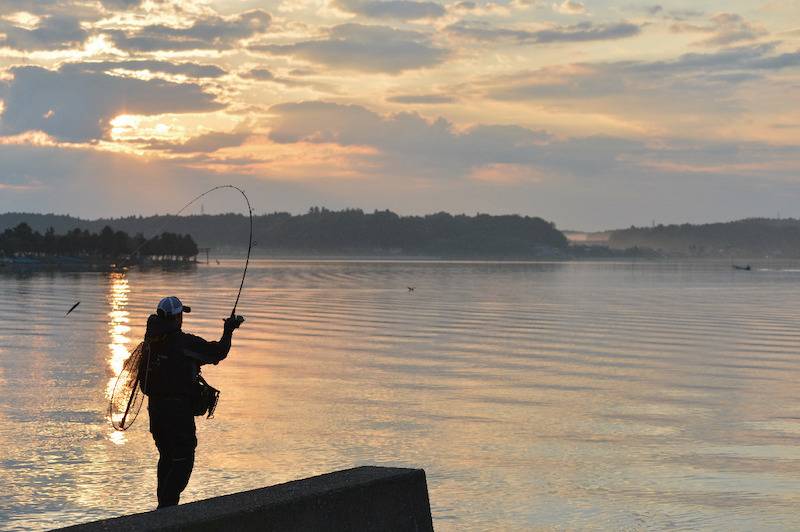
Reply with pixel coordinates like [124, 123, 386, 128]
[0, 0, 798, 230]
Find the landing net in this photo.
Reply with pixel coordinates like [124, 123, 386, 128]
[108, 342, 147, 431]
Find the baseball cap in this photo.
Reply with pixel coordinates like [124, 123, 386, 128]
[157, 296, 191, 317]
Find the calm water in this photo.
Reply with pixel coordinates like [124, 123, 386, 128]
[2, 260, 800, 530]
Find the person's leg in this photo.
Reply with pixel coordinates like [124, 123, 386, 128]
[150, 402, 175, 508]
[156, 409, 197, 508]
[155, 446, 172, 507]
[158, 452, 194, 507]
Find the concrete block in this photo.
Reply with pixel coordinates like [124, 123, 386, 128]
[57, 466, 434, 532]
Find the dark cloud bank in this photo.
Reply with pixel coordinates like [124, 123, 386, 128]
[333, 0, 445, 20]
[446, 20, 642, 43]
[108, 9, 271, 52]
[251, 23, 447, 73]
[0, 65, 223, 142]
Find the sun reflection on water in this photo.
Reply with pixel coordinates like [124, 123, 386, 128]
[106, 273, 131, 444]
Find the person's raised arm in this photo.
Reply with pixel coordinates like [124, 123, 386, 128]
[183, 315, 244, 365]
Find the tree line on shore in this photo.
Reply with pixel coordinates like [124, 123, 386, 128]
[0, 223, 198, 260]
[0, 208, 568, 257]
[609, 218, 800, 257]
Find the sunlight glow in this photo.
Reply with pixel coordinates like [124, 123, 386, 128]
[109, 429, 127, 446]
[0, 131, 59, 146]
[106, 274, 130, 401]
[83, 34, 116, 56]
[110, 114, 141, 133]
[109, 113, 209, 144]
[4, 12, 41, 29]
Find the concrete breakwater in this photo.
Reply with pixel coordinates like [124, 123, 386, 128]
[57, 466, 434, 531]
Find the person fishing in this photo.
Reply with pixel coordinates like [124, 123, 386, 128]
[140, 296, 244, 508]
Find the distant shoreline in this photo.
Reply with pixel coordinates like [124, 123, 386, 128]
[4, 256, 798, 276]
[8, 211, 800, 260]
[0, 255, 198, 273]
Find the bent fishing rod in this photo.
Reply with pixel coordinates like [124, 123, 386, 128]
[117, 184, 254, 318]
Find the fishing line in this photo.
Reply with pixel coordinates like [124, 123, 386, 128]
[118, 184, 254, 317]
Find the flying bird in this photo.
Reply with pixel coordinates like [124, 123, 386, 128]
[407, 287, 415, 292]
[65, 301, 80, 317]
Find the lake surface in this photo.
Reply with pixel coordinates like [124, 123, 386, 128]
[2, 260, 800, 530]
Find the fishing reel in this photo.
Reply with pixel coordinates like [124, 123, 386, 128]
[225, 314, 245, 329]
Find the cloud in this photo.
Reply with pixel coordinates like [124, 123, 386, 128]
[76, 60, 227, 78]
[0, 15, 89, 50]
[533, 22, 641, 43]
[100, 0, 143, 9]
[332, 0, 445, 20]
[0, 65, 223, 142]
[268, 100, 553, 178]
[638, 4, 703, 20]
[624, 43, 796, 74]
[474, 43, 800, 138]
[0, 0, 101, 17]
[446, 21, 537, 42]
[671, 13, 768, 47]
[748, 51, 800, 70]
[484, 43, 798, 104]
[387, 94, 456, 104]
[241, 68, 275, 81]
[452, 0, 515, 15]
[265, 100, 800, 205]
[239, 68, 338, 92]
[288, 68, 318, 76]
[553, 0, 585, 15]
[107, 9, 271, 52]
[145, 131, 250, 153]
[251, 23, 447, 73]
[446, 21, 641, 44]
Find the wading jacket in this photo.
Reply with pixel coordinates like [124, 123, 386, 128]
[141, 314, 233, 399]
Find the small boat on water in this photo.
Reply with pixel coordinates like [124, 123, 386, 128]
[732, 264, 751, 271]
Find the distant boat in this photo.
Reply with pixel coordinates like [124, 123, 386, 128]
[732, 264, 751, 271]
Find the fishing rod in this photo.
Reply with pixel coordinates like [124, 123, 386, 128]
[66, 185, 253, 318]
[114, 184, 253, 317]
[228, 186, 253, 318]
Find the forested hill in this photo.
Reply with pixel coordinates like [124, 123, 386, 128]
[0, 209, 568, 256]
[609, 218, 800, 257]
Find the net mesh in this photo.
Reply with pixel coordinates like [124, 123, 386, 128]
[108, 341, 147, 431]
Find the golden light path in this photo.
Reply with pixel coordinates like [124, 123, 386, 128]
[106, 272, 131, 445]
